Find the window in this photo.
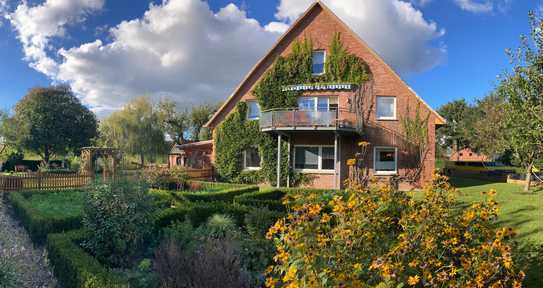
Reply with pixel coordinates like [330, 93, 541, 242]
[247, 101, 261, 120]
[294, 146, 335, 171]
[243, 147, 261, 170]
[297, 96, 338, 111]
[312, 50, 326, 75]
[374, 147, 397, 175]
[376, 96, 397, 120]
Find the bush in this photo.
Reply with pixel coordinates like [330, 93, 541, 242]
[265, 174, 526, 287]
[143, 167, 188, 190]
[181, 185, 259, 202]
[156, 202, 251, 228]
[82, 179, 156, 267]
[0, 256, 18, 288]
[47, 230, 127, 288]
[185, 180, 247, 192]
[7, 191, 82, 244]
[234, 187, 337, 212]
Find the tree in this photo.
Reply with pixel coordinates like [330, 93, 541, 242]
[100, 97, 168, 166]
[157, 100, 190, 145]
[496, 12, 543, 191]
[469, 94, 509, 160]
[401, 103, 431, 184]
[190, 104, 218, 141]
[436, 99, 476, 152]
[7, 86, 98, 165]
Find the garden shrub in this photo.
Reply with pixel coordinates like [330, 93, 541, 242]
[186, 180, 247, 192]
[0, 256, 18, 288]
[82, 179, 156, 267]
[143, 166, 188, 190]
[234, 187, 337, 211]
[47, 230, 127, 288]
[265, 173, 525, 287]
[180, 185, 259, 202]
[7, 191, 82, 244]
[156, 202, 251, 228]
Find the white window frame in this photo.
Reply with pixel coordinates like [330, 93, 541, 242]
[376, 96, 397, 120]
[312, 50, 326, 76]
[243, 146, 261, 171]
[297, 96, 336, 111]
[246, 100, 261, 120]
[293, 145, 335, 174]
[373, 146, 398, 175]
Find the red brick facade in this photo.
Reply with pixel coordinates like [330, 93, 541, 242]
[205, 2, 444, 189]
[449, 148, 490, 163]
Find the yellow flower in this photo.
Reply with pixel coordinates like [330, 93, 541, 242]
[283, 266, 298, 282]
[358, 141, 370, 147]
[408, 275, 420, 286]
[265, 277, 277, 288]
[347, 158, 357, 166]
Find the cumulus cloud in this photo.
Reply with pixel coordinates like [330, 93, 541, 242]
[6, 0, 104, 77]
[56, 0, 282, 113]
[276, 0, 446, 73]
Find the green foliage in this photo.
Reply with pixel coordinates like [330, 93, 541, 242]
[47, 230, 128, 288]
[437, 99, 477, 151]
[82, 179, 156, 267]
[190, 104, 219, 141]
[180, 185, 259, 202]
[99, 97, 169, 166]
[401, 103, 431, 183]
[143, 167, 188, 190]
[6, 86, 98, 164]
[7, 190, 83, 244]
[156, 202, 251, 228]
[0, 256, 18, 288]
[215, 34, 369, 185]
[206, 214, 237, 238]
[185, 180, 248, 192]
[470, 94, 509, 158]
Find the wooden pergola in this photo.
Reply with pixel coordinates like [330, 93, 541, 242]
[80, 147, 122, 179]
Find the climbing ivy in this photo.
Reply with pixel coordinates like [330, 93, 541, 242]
[214, 34, 370, 185]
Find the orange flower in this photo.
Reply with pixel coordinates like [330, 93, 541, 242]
[408, 275, 420, 286]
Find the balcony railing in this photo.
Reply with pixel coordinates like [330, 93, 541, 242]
[260, 109, 359, 132]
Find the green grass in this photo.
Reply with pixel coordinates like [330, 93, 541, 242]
[26, 191, 84, 219]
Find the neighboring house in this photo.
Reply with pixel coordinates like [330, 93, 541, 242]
[169, 141, 213, 170]
[204, 1, 445, 189]
[449, 148, 491, 164]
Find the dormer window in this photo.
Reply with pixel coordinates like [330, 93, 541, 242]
[312, 50, 326, 75]
[247, 100, 261, 120]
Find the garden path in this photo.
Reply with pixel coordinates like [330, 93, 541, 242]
[0, 195, 57, 287]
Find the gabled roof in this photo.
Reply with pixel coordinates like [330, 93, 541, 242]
[205, 1, 445, 128]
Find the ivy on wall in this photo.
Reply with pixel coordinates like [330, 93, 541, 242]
[214, 33, 371, 185]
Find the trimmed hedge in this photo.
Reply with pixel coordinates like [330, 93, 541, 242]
[234, 187, 338, 211]
[180, 185, 259, 202]
[185, 180, 249, 192]
[7, 191, 82, 244]
[47, 230, 127, 288]
[156, 202, 252, 228]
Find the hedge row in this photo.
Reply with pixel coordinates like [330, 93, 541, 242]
[180, 185, 259, 203]
[47, 230, 127, 288]
[185, 180, 249, 192]
[233, 187, 338, 211]
[7, 191, 82, 244]
[156, 202, 252, 228]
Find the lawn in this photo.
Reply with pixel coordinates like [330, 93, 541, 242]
[26, 191, 84, 219]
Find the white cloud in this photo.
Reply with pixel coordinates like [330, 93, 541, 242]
[454, 0, 493, 13]
[408, 0, 433, 7]
[276, 0, 446, 73]
[56, 0, 282, 113]
[6, 0, 104, 76]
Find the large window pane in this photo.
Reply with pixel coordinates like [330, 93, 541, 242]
[295, 147, 319, 170]
[244, 147, 261, 169]
[247, 101, 261, 120]
[312, 51, 325, 75]
[321, 147, 335, 170]
[376, 96, 396, 120]
[375, 147, 397, 173]
[298, 97, 316, 111]
[317, 97, 329, 112]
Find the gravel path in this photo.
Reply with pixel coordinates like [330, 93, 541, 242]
[0, 195, 57, 288]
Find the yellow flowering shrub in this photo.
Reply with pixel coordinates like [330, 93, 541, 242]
[266, 173, 524, 287]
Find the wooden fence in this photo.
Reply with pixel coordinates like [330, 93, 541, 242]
[0, 173, 92, 192]
[185, 168, 214, 180]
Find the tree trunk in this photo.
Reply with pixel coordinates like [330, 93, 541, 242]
[524, 164, 533, 192]
[140, 153, 145, 168]
[43, 147, 51, 169]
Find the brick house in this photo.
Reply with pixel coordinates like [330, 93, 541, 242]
[449, 148, 491, 163]
[204, 1, 445, 189]
[169, 141, 213, 170]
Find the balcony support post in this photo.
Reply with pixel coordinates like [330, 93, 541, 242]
[287, 136, 291, 188]
[334, 133, 338, 189]
[276, 134, 282, 188]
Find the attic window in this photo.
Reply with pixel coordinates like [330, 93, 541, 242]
[312, 50, 326, 75]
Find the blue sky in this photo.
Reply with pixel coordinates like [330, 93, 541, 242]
[0, 0, 540, 114]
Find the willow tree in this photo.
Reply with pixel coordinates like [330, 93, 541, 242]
[497, 13, 543, 191]
[100, 97, 168, 166]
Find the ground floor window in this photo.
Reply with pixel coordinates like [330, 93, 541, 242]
[374, 147, 397, 175]
[243, 146, 261, 170]
[294, 145, 335, 171]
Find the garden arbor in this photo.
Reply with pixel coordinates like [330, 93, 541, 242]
[80, 147, 122, 179]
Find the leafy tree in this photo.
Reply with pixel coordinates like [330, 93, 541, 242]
[401, 103, 430, 184]
[470, 94, 509, 160]
[190, 104, 218, 141]
[6, 86, 97, 165]
[100, 97, 168, 166]
[496, 12, 543, 191]
[436, 99, 476, 152]
[157, 100, 190, 145]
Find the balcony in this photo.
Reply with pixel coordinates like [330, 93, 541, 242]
[259, 109, 360, 133]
